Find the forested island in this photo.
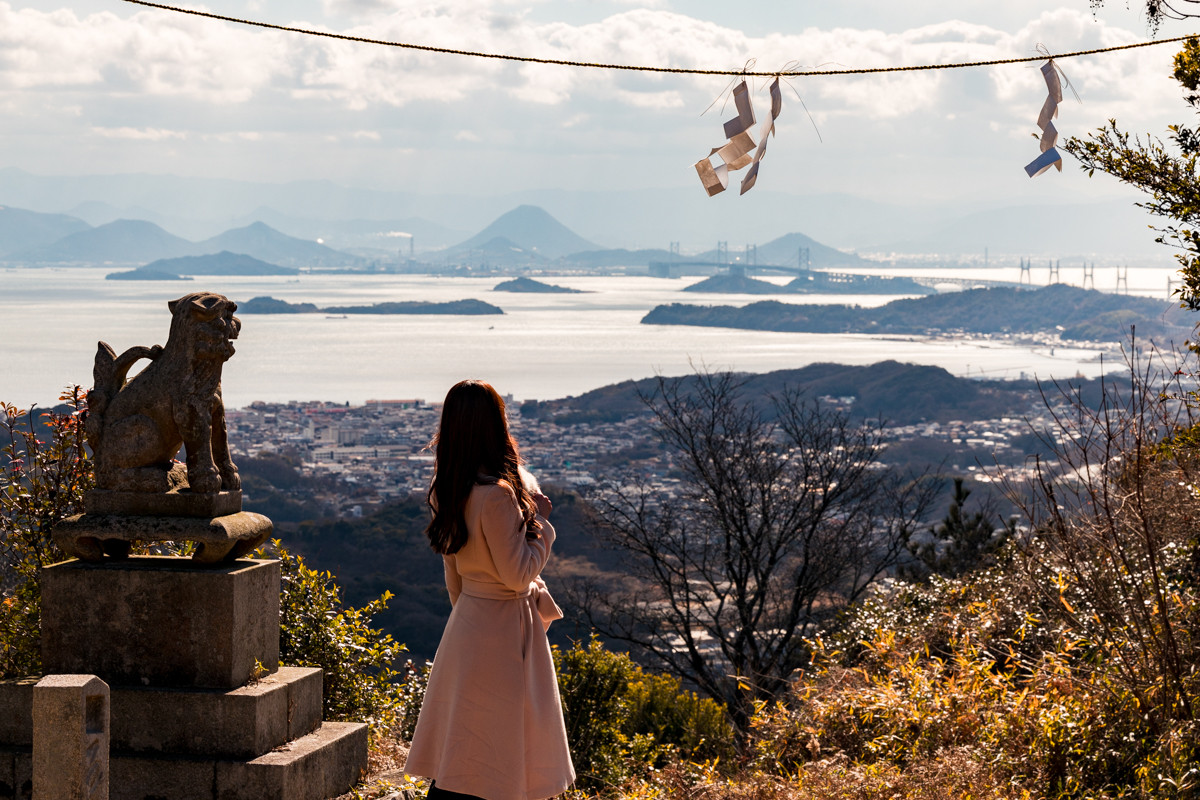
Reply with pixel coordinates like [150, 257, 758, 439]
[685, 271, 935, 295]
[238, 296, 503, 315]
[645, 284, 1190, 343]
[106, 251, 299, 279]
[493, 276, 585, 293]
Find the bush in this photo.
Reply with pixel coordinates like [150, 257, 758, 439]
[260, 538, 424, 740]
[741, 554, 1199, 799]
[554, 636, 735, 793]
[1, 390, 90, 678]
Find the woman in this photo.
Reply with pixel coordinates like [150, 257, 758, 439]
[405, 380, 575, 800]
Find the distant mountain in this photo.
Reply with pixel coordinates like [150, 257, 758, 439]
[439, 235, 551, 268]
[195, 222, 359, 268]
[7, 219, 193, 264]
[235, 207, 470, 253]
[0, 206, 92, 257]
[0, 168, 1175, 259]
[132, 251, 298, 277]
[447, 206, 597, 260]
[747, 232, 869, 269]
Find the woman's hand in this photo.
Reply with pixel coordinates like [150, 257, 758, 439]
[532, 491, 552, 519]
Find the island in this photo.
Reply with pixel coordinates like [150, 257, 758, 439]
[106, 267, 193, 281]
[683, 275, 790, 294]
[684, 271, 935, 295]
[106, 251, 299, 280]
[238, 296, 503, 315]
[493, 277, 586, 294]
[642, 284, 1192, 344]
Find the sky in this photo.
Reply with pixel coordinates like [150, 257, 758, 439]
[1, 0, 1198, 215]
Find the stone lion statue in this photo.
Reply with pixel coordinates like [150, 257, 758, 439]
[87, 292, 242, 495]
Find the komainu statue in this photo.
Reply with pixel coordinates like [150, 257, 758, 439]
[86, 292, 242, 496]
[55, 291, 269, 563]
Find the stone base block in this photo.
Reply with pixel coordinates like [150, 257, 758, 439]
[53, 510, 269, 564]
[112, 667, 322, 760]
[103, 723, 368, 800]
[42, 557, 280, 690]
[1, 669, 321, 761]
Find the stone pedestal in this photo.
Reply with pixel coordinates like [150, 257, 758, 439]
[42, 557, 279, 689]
[0, 554, 368, 800]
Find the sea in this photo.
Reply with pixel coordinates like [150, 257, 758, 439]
[0, 265, 1182, 409]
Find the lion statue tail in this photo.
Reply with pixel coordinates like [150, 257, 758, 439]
[86, 341, 163, 453]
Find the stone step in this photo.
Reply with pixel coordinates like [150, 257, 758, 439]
[112, 667, 323, 760]
[112, 722, 369, 800]
[1, 667, 323, 760]
[3, 722, 367, 800]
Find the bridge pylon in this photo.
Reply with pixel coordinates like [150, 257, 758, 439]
[1116, 265, 1130, 295]
[1018, 257, 1032, 286]
[1048, 259, 1060, 285]
[1082, 262, 1095, 290]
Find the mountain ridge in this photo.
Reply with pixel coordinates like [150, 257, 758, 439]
[445, 205, 597, 260]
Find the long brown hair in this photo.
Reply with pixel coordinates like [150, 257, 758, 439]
[425, 380, 538, 555]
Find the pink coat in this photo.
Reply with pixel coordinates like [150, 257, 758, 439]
[404, 481, 575, 800]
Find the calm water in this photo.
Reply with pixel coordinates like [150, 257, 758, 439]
[0, 267, 1177, 408]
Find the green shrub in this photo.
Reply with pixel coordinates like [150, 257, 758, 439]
[1, 390, 90, 678]
[554, 636, 735, 793]
[260, 538, 423, 739]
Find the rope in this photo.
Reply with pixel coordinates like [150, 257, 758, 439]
[121, 0, 1199, 77]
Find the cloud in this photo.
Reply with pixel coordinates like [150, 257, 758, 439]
[90, 126, 188, 140]
[321, 0, 550, 19]
[1, 1, 1178, 121]
[0, 1, 1188, 200]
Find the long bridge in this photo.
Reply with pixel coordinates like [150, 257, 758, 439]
[647, 260, 1027, 290]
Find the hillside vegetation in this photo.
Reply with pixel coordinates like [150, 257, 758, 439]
[530, 360, 1095, 426]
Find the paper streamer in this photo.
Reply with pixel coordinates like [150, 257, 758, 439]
[741, 77, 783, 195]
[695, 78, 783, 197]
[1025, 60, 1064, 178]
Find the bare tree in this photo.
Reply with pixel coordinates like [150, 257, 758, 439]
[1004, 345, 1200, 729]
[572, 369, 938, 727]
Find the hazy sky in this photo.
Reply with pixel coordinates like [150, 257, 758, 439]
[1, 0, 1197, 210]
